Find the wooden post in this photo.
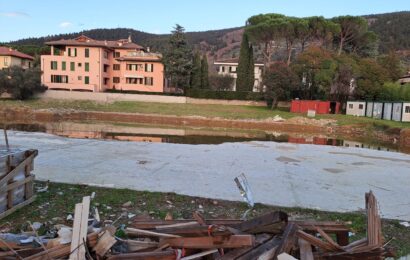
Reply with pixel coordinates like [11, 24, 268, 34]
[3, 128, 9, 151]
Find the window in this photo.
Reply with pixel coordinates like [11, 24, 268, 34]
[114, 52, 120, 58]
[103, 51, 108, 59]
[348, 104, 353, 109]
[85, 62, 89, 72]
[3, 57, 8, 66]
[103, 65, 109, 73]
[113, 77, 120, 83]
[359, 104, 364, 110]
[78, 76, 82, 80]
[126, 77, 143, 84]
[85, 48, 89, 58]
[62, 61, 66, 71]
[144, 77, 153, 86]
[53, 48, 61, 56]
[51, 75, 68, 83]
[126, 64, 141, 71]
[104, 78, 109, 85]
[113, 64, 120, 70]
[85, 76, 89, 84]
[68, 48, 77, 57]
[78, 63, 82, 67]
[70, 62, 75, 71]
[221, 66, 225, 73]
[145, 64, 154, 72]
[229, 66, 236, 73]
[51, 61, 58, 70]
[405, 106, 410, 114]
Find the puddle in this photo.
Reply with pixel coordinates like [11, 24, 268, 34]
[1, 122, 406, 154]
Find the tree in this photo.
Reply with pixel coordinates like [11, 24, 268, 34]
[190, 52, 202, 88]
[263, 62, 299, 109]
[209, 74, 235, 91]
[236, 33, 254, 91]
[246, 13, 286, 66]
[163, 24, 192, 92]
[377, 51, 403, 81]
[0, 66, 46, 100]
[354, 58, 389, 100]
[200, 54, 209, 89]
[332, 16, 368, 55]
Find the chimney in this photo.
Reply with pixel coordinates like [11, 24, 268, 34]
[146, 47, 150, 53]
[104, 40, 107, 46]
[128, 34, 132, 43]
[9, 48, 13, 52]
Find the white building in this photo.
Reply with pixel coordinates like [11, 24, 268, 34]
[214, 58, 264, 92]
[346, 101, 366, 116]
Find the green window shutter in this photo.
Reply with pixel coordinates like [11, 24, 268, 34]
[85, 76, 89, 84]
[68, 48, 71, 57]
[74, 48, 77, 57]
[85, 62, 89, 72]
[70, 62, 75, 71]
[62, 61, 66, 71]
[151, 64, 154, 72]
[85, 48, 89, 58]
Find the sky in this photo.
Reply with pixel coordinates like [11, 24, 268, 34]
[0, 0, 409, 42]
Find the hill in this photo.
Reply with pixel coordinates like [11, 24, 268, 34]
[2, 11, 410, 63]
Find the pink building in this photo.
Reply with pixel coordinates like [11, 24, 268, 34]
[41, 35, 164, 92]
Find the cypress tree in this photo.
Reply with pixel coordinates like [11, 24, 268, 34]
[248, 44, 255, 91]
[200, 54, 209, 89]
[236, 33, 252, 92]
[190, 52, 202, 88]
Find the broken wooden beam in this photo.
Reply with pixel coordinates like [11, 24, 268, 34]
[160, 235, 255, 249]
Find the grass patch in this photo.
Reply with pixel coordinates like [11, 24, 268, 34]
[1, 181, 409, 256]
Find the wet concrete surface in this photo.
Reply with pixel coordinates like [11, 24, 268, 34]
[4, 131, 410, 220]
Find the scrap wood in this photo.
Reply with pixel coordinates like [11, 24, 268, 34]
[24, 244, 71, 260]
[159, 235, 255, 249]
[192, 211, 206, 225]
[298, 239, 314, 260]
[0, 237, 23, 260]
[153, 224, 233, 237]
[296, 230, 337, 252]
[69, 196, 91, 260]
[0, 248, 43, 258]
[291, 221, 350, 233]
[235, 236, 281, 260]
[314, 226, 344, 251]
[92, 230, 117, 257]
[155, 222, 199, 230]
[106, 250, 176, 260]
[126, 228, 181, 238]
[230, 211, 288, 234]
[272, 223, 298, 259]
[366, 191, 383, 246]
[133, 219, 242, 230]
[216, 234, 271, 260]
[124, 239, 159, 252]
[180, 249, 219, 260]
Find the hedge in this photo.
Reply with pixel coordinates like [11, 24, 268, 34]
[185, 89, 264, 101]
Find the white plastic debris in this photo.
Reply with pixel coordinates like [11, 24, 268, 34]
[36, 186, 48, 192]
[234, 173, 255, 208]
[66, 214, 73, 221]
[272, 115, 285, 122]
[57, 227, 72, 244]
[91, 192, 96, 199]
[31, 222, 42, 231]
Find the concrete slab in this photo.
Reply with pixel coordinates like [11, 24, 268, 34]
[5, 131, 410, 220]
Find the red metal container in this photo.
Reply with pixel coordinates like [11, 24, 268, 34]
[290, 100, 340, 114]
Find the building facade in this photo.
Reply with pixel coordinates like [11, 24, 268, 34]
[214, 58, 264, 92]
[0, 47, 33, 70]
[41, 35, 164, 92]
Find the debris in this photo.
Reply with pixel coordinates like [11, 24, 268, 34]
[234, 173, 255, 208]
[31, 222, 42, 231]
[272, 115, 285, 122]
[122, 201, 132, 208]
[0, 191, 395, 259]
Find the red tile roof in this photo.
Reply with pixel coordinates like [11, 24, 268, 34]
[0, 46, 34, 60]
[45, 35, 144, 50]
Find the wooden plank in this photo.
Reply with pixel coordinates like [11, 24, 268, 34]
[78, 196, 90, 259]
[160, 235, 255, 249]
[133, 219, 242, 229]
[93, 230, 117, 257]
[0, 152, 36, 188]
[236, 236, 282, 260]
[315, 226, 344, 251]
[155, 221, 199, 230]
[126, 228, 181, 238]
[7, 180, 13, 209]
[291, 221, 350, 233]
[336, 231, 349, 246]
[217, 234, 271, 260]
[366, 191, 382, 247]
[69, 203, 84, 260]
[298, 239, 314, 260]
[154, 224, 232, 237]
[181, 249, 218, 260]
[273, 223, 298, 259]
[1, 175, 34, 194]
[0, 195, 36, 220]
[106, 250, 176, 260]
[125, 240, 159, 252]
[230, 211, 288, 234]
[296, 230, 335, 252]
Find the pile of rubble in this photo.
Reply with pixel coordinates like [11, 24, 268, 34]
[0, 191, 395, 259]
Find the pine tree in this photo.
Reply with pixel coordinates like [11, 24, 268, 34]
[236, 33, 254, 92]
[200, 54, 209, 89]
[190, 52, 202, 88]
[163, 24, 192, 92]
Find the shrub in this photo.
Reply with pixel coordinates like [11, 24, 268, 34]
[185, 88, 263, 101]
[208, 74, 235, 91]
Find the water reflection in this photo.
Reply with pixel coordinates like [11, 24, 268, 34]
[2, 122, 404, 154]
